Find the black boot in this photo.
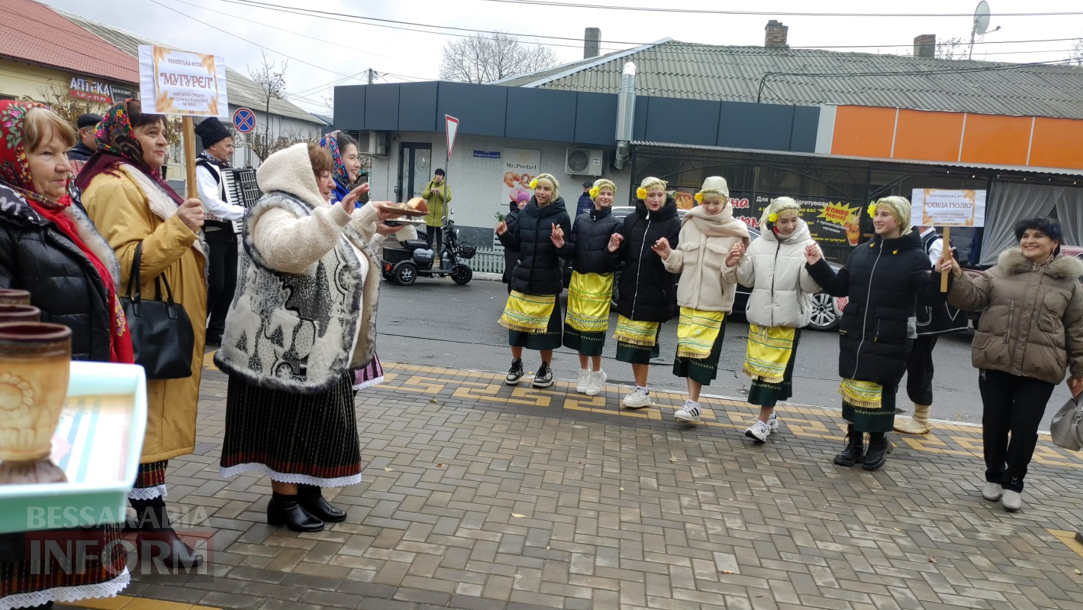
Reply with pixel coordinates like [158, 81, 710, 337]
[129, 496, 205, 569]
[862, 432, 890, 471]
[833, 425, 865, 467]
[297, 484, 347, 523]
[267, 492, 324, 532]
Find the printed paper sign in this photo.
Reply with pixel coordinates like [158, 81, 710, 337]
[911, 189, 986, 228]
[138, 45, 228, 117]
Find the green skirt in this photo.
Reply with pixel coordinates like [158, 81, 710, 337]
[672, 322, 726, 385]
[563, 325, 607, 356]
[615, 333, 661, 364]
[747, 329, 801, 408]
[509, 299, 563, 350]
[843, 385, 898, 433]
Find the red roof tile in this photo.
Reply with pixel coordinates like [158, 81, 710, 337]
[0, 0, 138, 83]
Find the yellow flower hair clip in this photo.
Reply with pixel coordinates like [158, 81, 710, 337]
[768, 213, 779, 223]
[694, 193, 703, 203]
[636, 187, 647, 200]
[529, 178, 539, 189]
[867, 202, 878, 218]
[589, 186, 600, 200]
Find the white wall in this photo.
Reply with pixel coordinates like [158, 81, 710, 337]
[366, 132, 633, 247]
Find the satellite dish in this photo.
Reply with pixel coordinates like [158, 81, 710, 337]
[974, 1, 991, 35]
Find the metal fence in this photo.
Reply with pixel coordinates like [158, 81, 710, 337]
[469, 248, 506, 274]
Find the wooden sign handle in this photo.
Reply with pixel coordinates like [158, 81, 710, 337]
[940, 226, 951, 293]
[182, 117, 198, 200]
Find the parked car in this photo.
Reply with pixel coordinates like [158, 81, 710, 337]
[603, 207, 842, 332]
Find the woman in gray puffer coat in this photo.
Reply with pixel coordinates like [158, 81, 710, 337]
[729, 197, 820, 443]
[940, 216, 1083, 513]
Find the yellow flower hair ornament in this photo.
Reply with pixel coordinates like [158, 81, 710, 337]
[694, 193, 703, 203]
[529, 178, 538, 189]
[867, 202, 879, 218]
[589, 186, 600, 200]
[636, 187, 647, 200]
[768, 213, 778, 223]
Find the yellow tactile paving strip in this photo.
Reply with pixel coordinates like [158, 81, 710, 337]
[202, 353, 1083, 470]
[1049, 529, 1083, 561]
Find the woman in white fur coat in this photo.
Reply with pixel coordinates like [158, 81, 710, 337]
[215, 143, 400, 533]
[728, 197, 821, 443]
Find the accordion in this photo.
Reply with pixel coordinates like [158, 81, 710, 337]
[221, 168, 261, 234]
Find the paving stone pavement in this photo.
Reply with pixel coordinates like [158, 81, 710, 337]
[75, 360, 1083, 610]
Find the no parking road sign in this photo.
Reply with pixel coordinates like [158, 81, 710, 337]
[232, 107, 256, 133]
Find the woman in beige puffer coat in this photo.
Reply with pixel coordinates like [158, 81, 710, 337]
[731, 197, 821, 442]
[941, 216, 1083, 512]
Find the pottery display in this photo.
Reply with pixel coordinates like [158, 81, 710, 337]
[0, 289, 31, 305]
[0, 304, 40, 323]
[0, 322, 72, 485]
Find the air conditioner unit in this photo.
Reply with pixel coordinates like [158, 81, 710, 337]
[358, 131, 387, 156]
[565, 147, 604, 176]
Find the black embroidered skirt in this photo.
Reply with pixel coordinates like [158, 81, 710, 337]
[0, 524, 128, 608]
[219, 371, 363, 488]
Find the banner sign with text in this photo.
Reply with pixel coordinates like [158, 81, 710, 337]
[138, 45, 228, 118]
[911, 188, 986, 227]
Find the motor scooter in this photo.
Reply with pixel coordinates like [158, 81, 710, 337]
[381, 219, 475, 286]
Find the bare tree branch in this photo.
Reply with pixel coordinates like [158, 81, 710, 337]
[936, 37, 967, 60]
[247, 51, 290, 162]
[1070, 37, 1083, 66]
[438, 32, 559, 83]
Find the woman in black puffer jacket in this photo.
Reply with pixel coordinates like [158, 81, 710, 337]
[806, 196, 933, 471]
[553, 178, 622, 396]
[604, 177, 682, 409]
[496, 173, 571, 389]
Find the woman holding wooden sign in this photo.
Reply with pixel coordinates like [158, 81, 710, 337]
[78, 99, 207, 569]
[938, 217, 1083, 511]
[805, 196, 933, 471]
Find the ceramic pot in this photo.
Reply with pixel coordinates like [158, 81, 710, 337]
[0, 323, 72, 462]
[0, 289, 31, 305]
[0, 305, 40, 324]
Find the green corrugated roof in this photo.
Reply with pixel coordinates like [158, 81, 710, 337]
[498, 40, 1083, 120]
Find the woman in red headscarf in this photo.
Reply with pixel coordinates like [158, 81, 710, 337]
[0, 100, 131, 609]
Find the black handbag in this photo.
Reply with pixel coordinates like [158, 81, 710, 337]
[120, 242, 195, 379]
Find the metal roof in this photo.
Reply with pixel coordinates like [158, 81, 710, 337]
[0, 0, 137, 83]
[502, 40, 1083, 120]
[633, 140, 1083, 177]
[57, 9, 322, 124]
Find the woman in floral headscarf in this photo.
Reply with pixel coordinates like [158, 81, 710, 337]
[317, 131, 411, 391]
[0, 100, 132, 609]
[77, 99, 207, 569]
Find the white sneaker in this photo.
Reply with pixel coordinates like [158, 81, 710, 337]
[982, 481, 1003, 502]
[675, 400, 701, 423]
[767, 412, 779, 434]
[575, 369, 591, 393]
[745, 419, 770, 443]
[1001, 489, 1023, 511]
[585, 370, 607, 396]
[623, 387, 652, 409]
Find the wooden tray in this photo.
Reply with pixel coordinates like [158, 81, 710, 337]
[376, 202, 428, 218]
[0, 362, 147, 533]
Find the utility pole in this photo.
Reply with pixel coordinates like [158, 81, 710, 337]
[366, 68, 375, 85]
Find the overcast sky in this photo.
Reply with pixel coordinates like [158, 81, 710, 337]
[37, 0, 1083, 115]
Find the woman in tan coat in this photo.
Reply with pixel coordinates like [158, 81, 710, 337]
[940, 217, 1083, 512]
[77, 100, 206, 568]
